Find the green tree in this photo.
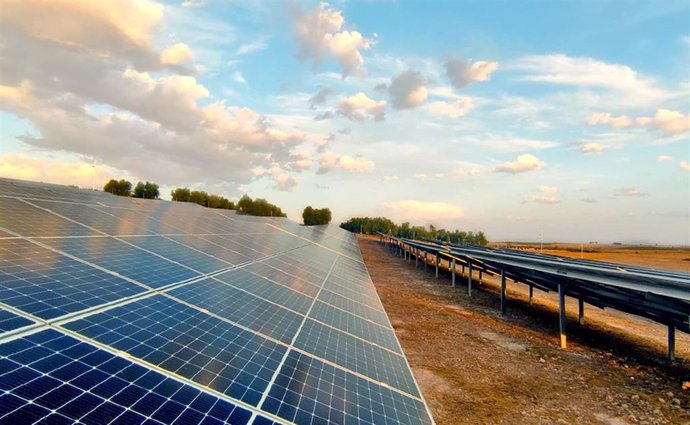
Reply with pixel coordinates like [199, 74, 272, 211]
[237, 195, 286, 217]
[103, 179, 132, 196]
[171, 187, 191, 202]
[303, 206, 332, 225]
[133, 181, 159, 199]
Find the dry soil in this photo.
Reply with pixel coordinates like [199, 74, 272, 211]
[357, 235, 690, 425]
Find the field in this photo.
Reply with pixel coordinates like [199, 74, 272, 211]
[358, 235, 689, 425]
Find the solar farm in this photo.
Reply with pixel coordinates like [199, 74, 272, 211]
[0, 178, 434, 425]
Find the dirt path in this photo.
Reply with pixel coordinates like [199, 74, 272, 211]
[357, 235, 689, 425]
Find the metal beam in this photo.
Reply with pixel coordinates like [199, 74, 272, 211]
[424, 252, 428, 272]
[558, 284, 567, 349]
[668, 325, 675, 361]
[468, 262, 473, 297]
[435, 254, 439, 279]
[529, 285, 534, 305]
[500, 269, 506, 316]
[578, 299, 585, 325]
[415, 248, 418, 268]
[452, 258, 456, 288]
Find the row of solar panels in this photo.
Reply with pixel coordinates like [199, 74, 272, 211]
[387, 234, 690, 334]
[0, 178, 434, 425]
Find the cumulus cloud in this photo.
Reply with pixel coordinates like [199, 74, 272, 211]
[658, 155, 674, 161]
[337, 92, 386, 121]
[0, 1, 309, 190]
[444, 57, 498, 88]
[309, 87, 334, 109]
[388, 70, 427, 109]
[288, 151, 311, 170]
[317, 152, 374, 174]
[681, 161, 690, 171]
[384, 175, 399, 182]
[292, 2, 373, 77]
[454, 161, 487, 176]
[495, 154, 546, 173]
[426, 98, 473, 118]
[637, 109, 690, 136]
[314, 110, 334, 121]
[587, 112, 632, 129]
[579, 143, 603, 154]
[160, 43, 193, 65]
[252, 165, 298, 191]
[381, 200, 464, 222]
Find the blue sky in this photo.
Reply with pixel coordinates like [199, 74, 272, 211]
[1, 0, 688, 244]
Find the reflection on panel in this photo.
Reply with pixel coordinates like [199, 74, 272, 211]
[121, 236, 231, 274]
[0, 198, 96, 237]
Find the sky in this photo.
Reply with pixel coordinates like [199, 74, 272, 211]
[0, 0, 689, 244]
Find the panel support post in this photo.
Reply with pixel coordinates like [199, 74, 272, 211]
[578, 299, 584, 325]
[435, 254, 439, 279]
[479, 270, 483, 285]
[451, 258, 456, 288]
[500, 269, 506, 316]
[668, 325, 676, 361]
[529, 285, 534, 305]
[424, 252, 428, 272]
[415, 248, 419, 268]
[558, 284, 567, 349]
[467, 263, 473, 297]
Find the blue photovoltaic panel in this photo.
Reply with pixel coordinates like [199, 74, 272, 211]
[0, 239, 145, 320]
[309, 301, 401, 353]
[0, 329, 253, 425]
[65, 295, 286, 406]
[0, 197, 97, 237]
[40, 237, 199, 288]
[318, 289, 391, 327]
[0, 308, 33, 333]
[294, 319, 419, 396]
[241, 263, 321, 299]
[168, 278, 304, 343]
[167, 235, 254, 265]
[28, 199, 156, 236]
[261, 350, 432, 425]
[213, 269, 314, 315]
[120, 236, 231, 274]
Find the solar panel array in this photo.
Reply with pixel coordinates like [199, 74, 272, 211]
[0, 177, 434, 425]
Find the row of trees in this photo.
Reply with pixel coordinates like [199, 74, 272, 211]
[302, 206, 332, 225]
[237, 195, 287, 217]
[171, 187, 235, 210]
[340, 217, 488, 246]
[103, 179, 159, 199]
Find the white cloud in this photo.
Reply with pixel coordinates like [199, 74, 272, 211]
[523, 194, 559, 204]
[317, 152, 374, 174]
[641, 109, 690, 136]
[309, 87, 334, 109]
[513, 54, 664, 100]
[426, 98, 473, 118]
[454, 161, 487, 176]
[538, 185, 558, 193]
[614, 187, 647, 197]
[232, 71, 247, 84]
[658, 155, 674, 161]
[587, 112, 632, 129]
[381, 200, 464, 222]
[495, 154, 546, 174]
[444, 57, 498, 88]
[579, 143, 603, 154]
[292, 2, 373, 77]
[384, 175, 399, 182]
[252, 165, 298, 191]
[289, 151, 312, 170]
[235, 41, 267, 56]
[681, 161, 690, 171]
[337, 92, 386, 121]
[388, 70, 427, 109]
[160, 43, 193, 65]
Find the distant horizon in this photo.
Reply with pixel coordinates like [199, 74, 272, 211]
[1, 1, 688, 245]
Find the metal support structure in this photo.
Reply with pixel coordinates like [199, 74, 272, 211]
[558, 284, 567, 349]
[435, 254, 439, 279]
[578, 299, 585, 325]
[500, 269, 506, 316]
[467, 262, 473, 297]
[668, 325, 676, 361]
[415, 248, 419, 268]
[424, 252, 428, 272]
[451, 258, 456, 288]
[479, 270, 483, 285]
[529, 285, 534, 305]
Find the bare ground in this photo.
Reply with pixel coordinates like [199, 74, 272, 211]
[357, 235, 690, 425]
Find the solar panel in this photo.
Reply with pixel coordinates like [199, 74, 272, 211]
[0, 177, 434, 425]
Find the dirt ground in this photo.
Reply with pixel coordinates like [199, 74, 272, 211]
[357, 235, 690, 425]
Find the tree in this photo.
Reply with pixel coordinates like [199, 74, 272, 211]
[133, 181, 159, 199]
[189, 190, 208, 206]
[303, 206, 332, 225]
[103, 179, 132, 196]
[171, 187, 191, 202]
[236, 195, 286, 217]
